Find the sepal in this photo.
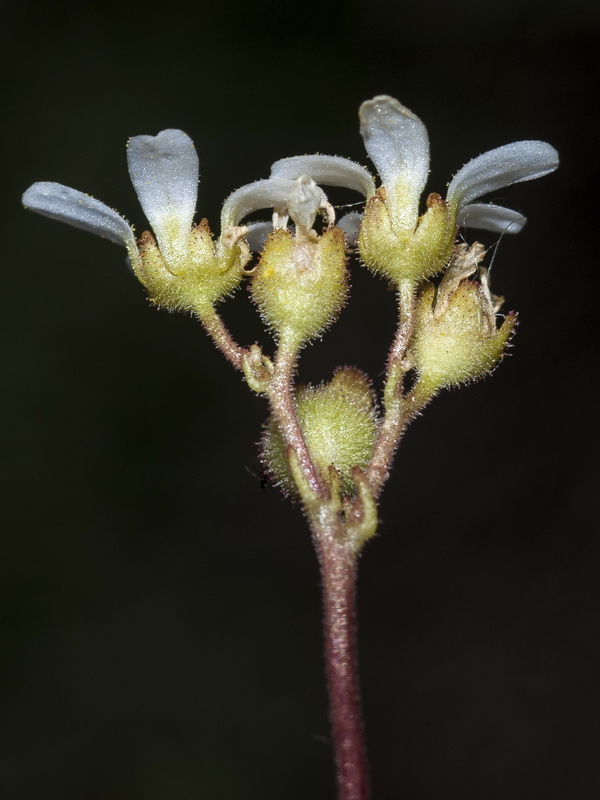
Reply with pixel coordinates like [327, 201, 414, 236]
[136, 220, 248, 312]
[358, 189, 453, 283]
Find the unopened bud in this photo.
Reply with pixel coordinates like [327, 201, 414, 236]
[261, 368, 379, 496]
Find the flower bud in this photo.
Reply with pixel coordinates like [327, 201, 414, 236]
[136, 220, 248, 313]
[358, 190, 454, 283]
[411, 279, 516, 392]
[251, 227, 348, 346]
[261, 368, 379, 496]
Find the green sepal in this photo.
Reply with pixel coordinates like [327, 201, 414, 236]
[134, 220, 248, 313]
[358, 190, 454, 283]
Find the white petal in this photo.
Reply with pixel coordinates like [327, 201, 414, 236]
[127, 129, 198, 267]
[457, 203, 527, 234]
[270, 155, 375, 198]
[221, 178, 303, 229]
[359, 95, 429, 194]
[447, 141, 559, 209]
[22, 182, 138, 257]
[336, 211, 363, 246]
[245, 221, 273, 251]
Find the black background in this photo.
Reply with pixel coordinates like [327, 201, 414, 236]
[2, 1, 599, 798]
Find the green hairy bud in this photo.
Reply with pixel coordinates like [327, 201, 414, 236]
[261, 368, 379, 497]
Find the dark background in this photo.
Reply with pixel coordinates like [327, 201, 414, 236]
[2, 1, 599, 798]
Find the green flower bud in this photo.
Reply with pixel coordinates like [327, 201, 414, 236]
[262, 368, 379, 496]
[136, 220, 248, 313]
[358, 190, 454, 283]
[412, 276, 516, 392]
[251, 227, 348, 346]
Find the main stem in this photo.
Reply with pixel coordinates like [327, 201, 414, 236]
[316, 526, 369, 800]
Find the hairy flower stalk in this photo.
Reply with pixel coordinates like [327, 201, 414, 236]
[22, 96, 558, 800]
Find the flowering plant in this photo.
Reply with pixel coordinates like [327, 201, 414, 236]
[23, 95, 558, 800]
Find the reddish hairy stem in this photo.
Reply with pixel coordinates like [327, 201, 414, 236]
[269, 334, 325, 497]
[367, 280, 424, 497]
[367, 386, 431, 497]
[386, 279, 416, 370]
[198, 305, 245, 371]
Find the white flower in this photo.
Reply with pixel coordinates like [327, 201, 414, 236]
[22, 129, 200, 274]
[359, 95, 559, 235]
[220, 154, 375, 244]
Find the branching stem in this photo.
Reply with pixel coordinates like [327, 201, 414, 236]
[198, 305, 246, 371]
[367, 280, 431, 497]
[387, 279, 416, 371]
[269, 333, 325, 498]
